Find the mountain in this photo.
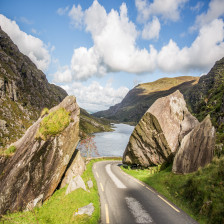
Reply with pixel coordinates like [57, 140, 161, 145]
[185, 57, 224, 144]
[93, 76, 199, 123]
[0, 26, 68, 149]
[0, 26, 113, 150]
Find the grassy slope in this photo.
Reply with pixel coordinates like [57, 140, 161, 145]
[1, 159, 103, 224]
[138, 76, 199, 95]
[80, 108, 113, 138]
[121, 156, 224, 224]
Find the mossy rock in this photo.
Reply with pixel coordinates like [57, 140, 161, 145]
[4, 145, 16, 155]
[36, 108, 71, 140]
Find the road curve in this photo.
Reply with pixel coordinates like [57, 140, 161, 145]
[93, 160, 198, 224]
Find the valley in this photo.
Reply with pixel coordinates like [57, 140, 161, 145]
[0, 2, 224, 223]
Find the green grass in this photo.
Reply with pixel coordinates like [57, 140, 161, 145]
[121, 156, 224, 224]
[1, 159, 104, 224]
[36, 108, 71, 140]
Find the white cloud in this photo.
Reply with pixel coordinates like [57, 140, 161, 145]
[60, 81, 129, 112]
[142, 16, 161, 40]
[190, 1, 204, 12]
[57, 6, 69, 16]
[68, 4, 84, 28]
[193, 0, 224, 29]
[0, 14, 51, 71]
[62, 0, 157, 81]
[53, 66, 72, 83]
[135, 0, 188, 22]
[157, 19, 224, 72]
[54, 0, 224, 83]
[70, 47, 106, 81]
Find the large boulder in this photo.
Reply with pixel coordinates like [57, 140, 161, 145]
[172, 115, 215, 174]
[60, 149, 86, 188]
[0, 96, 80, 215]
[123, 90, 198, 167]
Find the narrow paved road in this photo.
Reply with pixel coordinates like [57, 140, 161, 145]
[93, 160, 198, 224]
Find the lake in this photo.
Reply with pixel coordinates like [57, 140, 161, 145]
[78, 123, 135, 157]
[94, 123, 135, 157]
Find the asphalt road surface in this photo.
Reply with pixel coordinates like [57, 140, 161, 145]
[93, 160, 198, 224]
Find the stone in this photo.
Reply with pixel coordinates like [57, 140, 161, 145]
[66, 175, 87, 195]
[172, 115, 215, 174]
[147, 90, 199, 152]
[0, 96, 80, 215]
[123, 90, 198, 167]
[74, 203, 94, 216]
[87, 179, 93, 189]
[60, 150, 86, 188]
[26, 194, 44, 211]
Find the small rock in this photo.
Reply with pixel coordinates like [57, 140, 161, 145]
[66, 175, 87, 195]
[87, 179, 93, 189]
[25, 194, 44, 211]
[74, 203, 94, 216]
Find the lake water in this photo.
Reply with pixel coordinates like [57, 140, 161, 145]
[93, 123, 135, 157]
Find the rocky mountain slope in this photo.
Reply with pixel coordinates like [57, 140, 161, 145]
[185, 57, 224, 144]
[0, 26, 67, 149]
[0, 26, 112, 150]
[93, 76, 199, 123]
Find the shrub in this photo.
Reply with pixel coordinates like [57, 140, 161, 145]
[36, 108, 71, 140]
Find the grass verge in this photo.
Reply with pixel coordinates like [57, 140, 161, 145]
[121, 156, 224, 224]
[1, 158, 106, 224]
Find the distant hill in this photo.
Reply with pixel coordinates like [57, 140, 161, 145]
[79, 108, 112, 138]
[93, 76, 199, 123]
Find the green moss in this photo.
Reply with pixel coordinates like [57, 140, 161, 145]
[4, 145, 16, 155]
[36, 108, 71, 140]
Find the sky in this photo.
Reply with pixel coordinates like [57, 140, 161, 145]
[0, 0, 224, 112]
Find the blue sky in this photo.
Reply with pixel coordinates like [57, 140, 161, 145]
[0, 0, 224, 112]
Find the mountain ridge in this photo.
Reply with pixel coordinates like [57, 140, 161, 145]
[93, 76, 199, 123]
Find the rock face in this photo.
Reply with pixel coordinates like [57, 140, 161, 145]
[147, 90, 199, 153]
[122, 112, 172, 167]
[0, 26, 67, 148]
[123, 90, 198, 167]
[172, 115, 215, 174]
[60, 149, 86, 188]
[0, 96, 80, 215]
[185, 57, 224, 134]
